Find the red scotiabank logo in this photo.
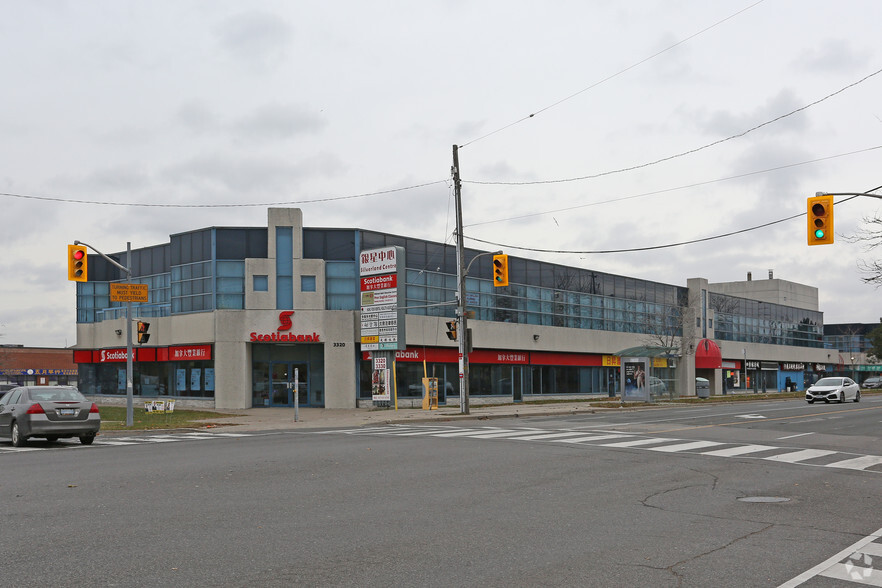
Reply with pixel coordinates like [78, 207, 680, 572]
[278, 311, 294, 331]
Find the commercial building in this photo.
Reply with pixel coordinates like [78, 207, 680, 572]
[0, 346, 78, 388]
[73, 208, 833, 408]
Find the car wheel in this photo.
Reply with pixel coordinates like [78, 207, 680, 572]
[45, 436, 59, 443]
[11, 422, 27, 447]
[79, 434, 96, 445]
[824, 398, 830, 403]
[806, 399, 814, 404]
[854, 390, 861, 403]
[840, 392, 845, 403]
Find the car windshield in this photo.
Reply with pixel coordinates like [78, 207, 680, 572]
[814, 378, 843, 387]
[28, 388, 86, 402]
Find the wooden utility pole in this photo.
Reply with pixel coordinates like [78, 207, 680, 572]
[452, 145, 469, 414]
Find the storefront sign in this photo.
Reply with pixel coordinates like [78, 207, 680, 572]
[250, 312, 320, 343]
[169, 345, 212, 360]
[360, 246, 406, 352]
[99, 349, 131, 363]
[250, 332, 320, 343]
[360, 246, 399, 276]
[781, 363, 806, 371]
[602, 355, 621, 367]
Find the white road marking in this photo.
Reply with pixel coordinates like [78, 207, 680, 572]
[778, 527, 882, 587]
[825, 455, 882, 471]
[645, 440, 723, 453]
[601, 438, 680, 448]
[763, 449, 837, 463]
[777, 432, 815, 440]
[701, 444, 781, 457]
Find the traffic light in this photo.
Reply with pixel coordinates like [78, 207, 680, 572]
[807, 194, 834, 246]
[492, 254, 509, 287]
[137, 321, 151, 344]
[445, 320, 457, 341]
[67, 244, 88, 282]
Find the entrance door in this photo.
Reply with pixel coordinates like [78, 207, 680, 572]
[269, 362, 309, 407]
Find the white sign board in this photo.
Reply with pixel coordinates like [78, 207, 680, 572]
[360, 246, 406, 351]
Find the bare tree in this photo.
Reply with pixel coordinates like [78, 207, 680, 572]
[849, 214, 882, 285]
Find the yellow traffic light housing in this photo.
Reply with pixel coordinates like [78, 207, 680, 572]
[807, 195, 834, 245]
[68, 244, 88, 282]
[137, 321, 151, 344]
[492, 254, 509, 287]
[445, 320, 457, 342]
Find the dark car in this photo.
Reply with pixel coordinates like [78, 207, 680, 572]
[0, 386, 100, 447]
[862, 376, 882, 389]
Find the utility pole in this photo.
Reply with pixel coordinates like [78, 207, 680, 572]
[452, 144, 470, 414]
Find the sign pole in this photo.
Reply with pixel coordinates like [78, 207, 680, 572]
[125, 242, 134, 427]
[73, 239, 137, 426]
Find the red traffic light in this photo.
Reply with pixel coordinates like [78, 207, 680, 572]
[67, 244, 88, 282]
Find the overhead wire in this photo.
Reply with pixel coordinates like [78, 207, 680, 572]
[463, 186, 882, 255]
[458, 0, 767, 149]
[0, 179, 448, 208]
[465, 67, 882, 187]
[464, 145, 882, 228]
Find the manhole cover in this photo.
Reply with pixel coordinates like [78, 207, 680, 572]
[738, 496, 791, 503]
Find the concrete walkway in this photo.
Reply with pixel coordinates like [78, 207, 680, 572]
[204, 401, 617, 432]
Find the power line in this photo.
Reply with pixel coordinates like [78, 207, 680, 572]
[465, 67, 882, 186]
[459, 0, 766, 149]
[464, 146, 882, 228]
[463, 188, 881, 255]
[0, 179, 449, 208]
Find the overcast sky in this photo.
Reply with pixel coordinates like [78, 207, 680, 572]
[2, 0, 881, 348]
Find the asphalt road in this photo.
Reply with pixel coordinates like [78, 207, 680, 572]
[1, 397, 881, 587]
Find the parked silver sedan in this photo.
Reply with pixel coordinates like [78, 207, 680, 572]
[805, 377, 860, 404]
[0, 386, 100, 446]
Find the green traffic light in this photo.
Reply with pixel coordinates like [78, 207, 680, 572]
[814, 229, 825, 239]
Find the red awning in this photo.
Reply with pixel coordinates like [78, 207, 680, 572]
[695, 338, 722, 369]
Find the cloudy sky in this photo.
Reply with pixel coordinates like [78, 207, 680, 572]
[2, 0, 881, 348]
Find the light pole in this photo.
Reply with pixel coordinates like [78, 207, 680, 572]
[75, 240, 135, 426]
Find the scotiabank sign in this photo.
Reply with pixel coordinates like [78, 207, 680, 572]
[99, 349, 130, 362]
[249, 311, 321, 343]
[83, 344, 213, 363]
[250, 332, 320, 342]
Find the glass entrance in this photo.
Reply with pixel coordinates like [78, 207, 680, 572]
[269, 362, 309, 407]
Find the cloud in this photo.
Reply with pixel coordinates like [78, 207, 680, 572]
[214, 11, 293, 70]
[232, 104, 327, 142]
[794, 39, 871, 73]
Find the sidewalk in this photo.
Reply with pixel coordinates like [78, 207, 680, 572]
[205, 401, 616, 432]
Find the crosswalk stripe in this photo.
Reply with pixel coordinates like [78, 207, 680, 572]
[701, 444, 779, 457]
[601, 438, 680, 448]
[645, 440, 723, 453]
[824, 455, 882, 471]
[556, 434, 634, 443]
[509, 431, 597, 441]
[431, 429, 496, 437]
[469, 430, 542, 439]
[763, 449, 838, 463]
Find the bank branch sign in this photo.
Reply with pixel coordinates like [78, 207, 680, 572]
[360, 246, 406, 351]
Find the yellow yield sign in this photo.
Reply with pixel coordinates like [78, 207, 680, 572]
[110, 283, 149, 302]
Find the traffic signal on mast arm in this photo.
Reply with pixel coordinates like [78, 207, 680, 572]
[492, 254, 509, 287]
[445, 320, 457, 341]
[137, 321, 151, 344]
[67, 244, 88, 282]
[807, 194, 834, 246]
